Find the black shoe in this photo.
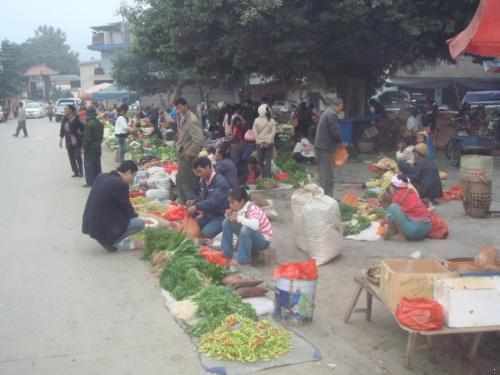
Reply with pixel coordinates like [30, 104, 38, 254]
[12, 134, 18, 137]
[104, 245, 118, 252]
[78, 174, 84, 178]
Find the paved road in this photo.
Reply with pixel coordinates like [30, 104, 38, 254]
[0, 118, 199, 375]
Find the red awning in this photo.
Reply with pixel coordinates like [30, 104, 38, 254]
[448, 0, 500, 59]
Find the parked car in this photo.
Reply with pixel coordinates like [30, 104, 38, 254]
[25, 102, 47, 119]
[372, 89, 413, 113]
[462, 91, 500, 109]
[54, 98, 81, 122]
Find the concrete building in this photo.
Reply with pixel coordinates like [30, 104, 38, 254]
[80, 22, 129, 91]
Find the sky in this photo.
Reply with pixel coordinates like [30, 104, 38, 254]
[0, 0, 128, 61]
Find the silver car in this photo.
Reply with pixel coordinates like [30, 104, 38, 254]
[25, 102, 47, 119]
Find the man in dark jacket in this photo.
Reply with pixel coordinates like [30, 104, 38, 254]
[60, 105, 84, 177]
[314, 95, 343, 197]
[401, 143, 443, 203]
[188, 156, 230, 238]
[82, 106, 104, 187]
[82, 161, 145, 252]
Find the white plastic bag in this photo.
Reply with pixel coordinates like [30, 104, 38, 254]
[302, 194, 343, 264]
[291, 184, 324, 251]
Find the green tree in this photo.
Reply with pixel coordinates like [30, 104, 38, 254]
[0, 40, 24, 99]
[19, 25, 79, 74]
[124, 0, 478, 114]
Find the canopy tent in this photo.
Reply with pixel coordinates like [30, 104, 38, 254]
[80, 83, 113, 99]
[92, 85, 129, 102]
[448, 0, 500, 59]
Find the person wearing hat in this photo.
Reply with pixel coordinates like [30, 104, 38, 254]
[314, 94, 344, 197]
[381, 175, 432, 241]
[401, 143, 442, 203]
[82, 106, 104, 187]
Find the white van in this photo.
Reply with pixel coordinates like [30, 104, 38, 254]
[55, 98, 81, 122]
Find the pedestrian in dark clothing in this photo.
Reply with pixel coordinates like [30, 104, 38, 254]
[399, 143, 442, 203]
[83, 107, 104, 187]
[82, 160, 145, 252]
[314, 95, 343, 197]
[187, 157, 231, 238]
[215, 142, 240, 192]
[59, 105, 84, 177]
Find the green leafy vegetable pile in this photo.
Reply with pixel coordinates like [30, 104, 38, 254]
[275, 154, 308, 187]
[343, 214, 372, 236]
[143, 228, 194, 260]
[191, 286, 257, 337]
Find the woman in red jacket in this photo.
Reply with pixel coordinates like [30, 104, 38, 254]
[382, 175, 432, 241]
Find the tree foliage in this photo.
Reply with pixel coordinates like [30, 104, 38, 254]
[125, 0, 478, 87]
[19, 25, 79, 74]
[0, 40, 24, 99]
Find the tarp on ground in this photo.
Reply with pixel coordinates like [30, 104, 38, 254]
[448, 0, 500, 59]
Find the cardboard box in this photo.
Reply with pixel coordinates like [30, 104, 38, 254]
[434, 277, 500, 328]
[380, 259, 456, 312]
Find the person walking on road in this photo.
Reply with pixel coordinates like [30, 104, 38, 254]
[82, 106, 104, 187]
[253, 104, 276, 178]
[175, 97, 204, 202]
[60, 105, 84, 177]
[115, 104, 130, 164]
[82, 160, 145, 252]
[47, 101, 54, 122]
[13, 102, 28, 137]
[314, 95, 343, 197]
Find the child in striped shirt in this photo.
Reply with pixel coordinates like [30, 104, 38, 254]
[222, 188, 272, 265]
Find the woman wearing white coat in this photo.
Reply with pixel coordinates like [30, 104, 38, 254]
[252, 104, 276, 178]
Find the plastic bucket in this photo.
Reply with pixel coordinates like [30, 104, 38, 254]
[273, 278, 317, 324]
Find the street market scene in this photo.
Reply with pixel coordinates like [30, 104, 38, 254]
[2, 1, 500, 374]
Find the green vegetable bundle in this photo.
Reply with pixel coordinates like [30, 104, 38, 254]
[143, 228, 195, 260]
[343, 214, 372, 236]
[199, 314, 291, 362]
[160, 254, 227, 301]
[275, 154, 308, 187]
[339, 203, 358, 222]
[191, 286, 257, 337]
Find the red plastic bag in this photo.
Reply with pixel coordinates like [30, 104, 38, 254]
[163, 161, 178, 174]
[274, 172, 289, 181]
[333, 144, 349, 167]
[200, 246, 230, 267]
[428, 212, 449, 239]
[395, 298, 444, 331]
[163, 204, 187, 221]
[441, 185, 463, 201]
[273, 259, 318, 280]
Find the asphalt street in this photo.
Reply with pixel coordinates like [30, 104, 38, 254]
[0, 117, 199, 375]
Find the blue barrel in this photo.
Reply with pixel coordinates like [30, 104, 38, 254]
[338, 119, 353, 145]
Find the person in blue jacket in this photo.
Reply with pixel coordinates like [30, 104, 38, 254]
[187, 156, 231, 238]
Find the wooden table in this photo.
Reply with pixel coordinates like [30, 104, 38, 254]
[344, 275, 500, 369]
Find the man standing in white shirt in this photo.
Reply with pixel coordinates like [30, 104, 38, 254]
[114, 104, 130, 163]
[13, 102, 28, 137]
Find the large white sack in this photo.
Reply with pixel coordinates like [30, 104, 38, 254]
[291, 184, 324, 251]
[302, 194, 343, 265]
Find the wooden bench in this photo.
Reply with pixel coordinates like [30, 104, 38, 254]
[344, 275, 500, 369]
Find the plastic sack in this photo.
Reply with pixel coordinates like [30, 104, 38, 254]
[428, 212, 449, 239]
[333, 145, 349, 167]
[200, 246, 229, 266]
[244, 129, 256, 142]
[163, 162, 178, 174]
[181, 216, 201, 238]
[273, 259, 318, 280]
[291, 184, 324, 251]
[395, 298, 444, 331]
[302, 194, 343, 264]
[163, 204, 187, 221]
